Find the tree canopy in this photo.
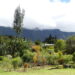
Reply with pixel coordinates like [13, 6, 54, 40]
[13, 6, 25, 36]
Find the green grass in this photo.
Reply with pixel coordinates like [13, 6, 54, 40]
[0, 68, 75, 75]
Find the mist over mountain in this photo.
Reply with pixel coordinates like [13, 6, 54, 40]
[0, 26, 75, 41]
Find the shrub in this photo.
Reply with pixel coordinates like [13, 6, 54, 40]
[33, 52, 42, 66]
[47, 53, 59, 65]
[58, 55, 73, 65]
[62, 55, 73, 64]
[33, 54, 38, 65]
[32, 49, 47, 66]
[12, 57, 22, 70]
[1, 57, 13, 71]
[22, 50, 34, 63]
[58, 58, 64, 64]
[57, 52, 63, 64]
[0, 56, 4, 61]
[47, 49, 54, 54]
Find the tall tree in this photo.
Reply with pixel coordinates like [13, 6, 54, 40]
[13, 6, 25, 37]
[12, 6, 25, 57]
[44, 34, 57, 44]
[66, 36, 75, 54]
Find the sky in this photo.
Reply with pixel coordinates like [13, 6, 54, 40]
[0, 0, 75, 32]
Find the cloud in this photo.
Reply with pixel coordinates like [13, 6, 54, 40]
[23, 17, 56, 29]
[56, 22, 75, 32]
[0, 0, 74, 31]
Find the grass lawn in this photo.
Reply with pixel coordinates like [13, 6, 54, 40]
[0, 68, 75, 75]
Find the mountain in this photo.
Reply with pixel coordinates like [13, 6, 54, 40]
[0, 26, 75, 41]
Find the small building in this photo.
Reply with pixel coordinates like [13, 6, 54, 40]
[44, 44, 54, 46]
[42, 43, 54, 49]
[42, 43, 54, 47]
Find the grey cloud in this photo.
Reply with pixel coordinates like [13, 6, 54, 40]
[23, 17, 56, 29]
[56, 22, 75, 32]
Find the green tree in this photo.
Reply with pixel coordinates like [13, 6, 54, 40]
[0, 36, 9, 56]
[44, 35, 57, 44]
[7, 38, 26, 57]
[54, 39, 66, 52]
[66, 36, 75, 54]
[13, 6, 25, 36]
[73, 52, 75, 62]
[12, 6, 25, 57]
[22, 50, 34, 63]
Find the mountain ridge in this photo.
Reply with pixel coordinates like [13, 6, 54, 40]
[0, 26, 75, 41]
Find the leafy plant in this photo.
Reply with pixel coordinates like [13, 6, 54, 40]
[12, 57, 22, 70]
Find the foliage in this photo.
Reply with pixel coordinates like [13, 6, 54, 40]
[0, 35, 74, 70]
[47, 49, 54, 55]
[0, 56, 13, 71]
[0, 56, 4, 61]
[62, 55, 73, 64]
[0, 36, 28, 57]
[66, 36, 75, 54]
[72, 52, 75, 62]
[47, 53, 59, 65]
[35, 40, 41, 45]
[0, 36, 9, 56]
[32, 45, 41, 52]
[33, 53, 47, 66]
[32, 48, 47, 66]
[7, 38, 27, 57]
[12, 57, 22, 69]
[58, 55, 73, 65]
[44, 34, 57, 44]
[22, 50, 34, 62]
[71, 64, 75, 68]
[13, 6, 25, 36]
[54, 39, 66, 52]
[33, 54, 38, 64]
